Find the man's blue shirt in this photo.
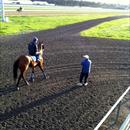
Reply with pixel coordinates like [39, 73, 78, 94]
[81, 59, 91, 73]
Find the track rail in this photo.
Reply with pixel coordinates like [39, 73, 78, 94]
[94, 86, 130, 130]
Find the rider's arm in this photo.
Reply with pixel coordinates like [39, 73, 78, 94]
[35, 44, 40, 54]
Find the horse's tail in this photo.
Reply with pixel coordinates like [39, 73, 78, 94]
[13, 59, 19, 81]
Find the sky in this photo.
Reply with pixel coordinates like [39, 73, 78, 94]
[82, 0, 129, 5]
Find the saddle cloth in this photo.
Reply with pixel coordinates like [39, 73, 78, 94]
[31, 56, 37, 62]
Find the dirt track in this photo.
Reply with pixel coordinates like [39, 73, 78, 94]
[0, 15, 130, 130]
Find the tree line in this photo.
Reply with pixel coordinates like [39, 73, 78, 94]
[32, 0, 128, 10]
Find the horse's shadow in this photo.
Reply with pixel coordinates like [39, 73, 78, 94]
[0, 84, 83, 122]
[0, 77, 45, 97]
[0, 85, 16, 97]
[0, 83, 24, 97]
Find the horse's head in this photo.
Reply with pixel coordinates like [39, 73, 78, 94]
[38, 41, 44, 49]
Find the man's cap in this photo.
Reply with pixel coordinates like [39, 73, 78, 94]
[83, 55, 89, 59]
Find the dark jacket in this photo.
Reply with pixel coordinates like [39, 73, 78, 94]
[28, 42, 38, 56]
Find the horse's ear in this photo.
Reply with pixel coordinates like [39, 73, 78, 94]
[39, 40, 43, 44]
[41, 41, 44, 44]
[39, 40, 44, 48]
[42, 41, 45, 45]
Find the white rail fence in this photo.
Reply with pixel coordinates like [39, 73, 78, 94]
[119, 113, 130, 130]
[94, 86, 130, 130]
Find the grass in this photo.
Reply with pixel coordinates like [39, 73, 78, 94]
[0, 5, 129, 38]
[0, 14, 120, 35]
[80, 18, 130, 40]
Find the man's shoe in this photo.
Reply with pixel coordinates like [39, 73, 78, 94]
[77, 83, 83, 86]
[84, 82, 88, 86]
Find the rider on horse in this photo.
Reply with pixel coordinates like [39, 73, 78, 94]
[13, 40, 46, 88]
[28, 37, 40, 63]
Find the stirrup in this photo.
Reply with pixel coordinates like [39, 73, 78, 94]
[29, 77, 34, 82]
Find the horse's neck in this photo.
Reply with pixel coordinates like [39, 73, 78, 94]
[38, 44, 43, 58]
[39, 47, 43, 58]
[39, 50, 43, 58]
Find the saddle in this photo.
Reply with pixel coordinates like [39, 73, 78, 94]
[30, 56, 39, 67]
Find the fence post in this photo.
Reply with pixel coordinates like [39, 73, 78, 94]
[0, 0, 5, 22]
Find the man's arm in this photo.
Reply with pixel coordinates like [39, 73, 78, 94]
[88, 60, 92, 73]
[35, 44, 40, 54]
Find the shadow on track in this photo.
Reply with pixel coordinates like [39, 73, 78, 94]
[0, 85, 17, 97]
[0, 82, 27, 97]
[0, 84, 83, 122]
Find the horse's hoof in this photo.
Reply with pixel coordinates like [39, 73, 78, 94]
[46, 76, 49, 79]
[29, 79, 34, 82]
[41, 76, 46, 80]
[29, 78, 34, 82]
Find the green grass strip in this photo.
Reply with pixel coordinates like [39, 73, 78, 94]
[81, 18, 130, 40]
[0, 14, 119, 35]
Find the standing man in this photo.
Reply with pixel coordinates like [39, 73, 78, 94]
[77, 55, 92, 86]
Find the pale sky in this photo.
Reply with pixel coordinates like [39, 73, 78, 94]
[82, 0, 129, 5]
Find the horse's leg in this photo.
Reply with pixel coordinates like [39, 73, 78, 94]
[21, 66, 30, 86]
[16, 74, 22, 89]
[29, 67, 35, 82]
[22, 75, 30, 86]
[16, 72, 30, 90]
[17, 71, 29, 87]
[38, 63, 46, 80]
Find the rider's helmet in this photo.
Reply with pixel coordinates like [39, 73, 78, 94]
[32, 36, 38, 44]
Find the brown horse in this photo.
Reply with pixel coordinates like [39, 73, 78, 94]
[13, 41, 46, 90]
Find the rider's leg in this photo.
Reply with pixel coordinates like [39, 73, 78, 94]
[36, 54, 40, 62]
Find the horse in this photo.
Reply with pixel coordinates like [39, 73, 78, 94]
[16, 7, 22, 12]
[13, 41, 46, 90]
